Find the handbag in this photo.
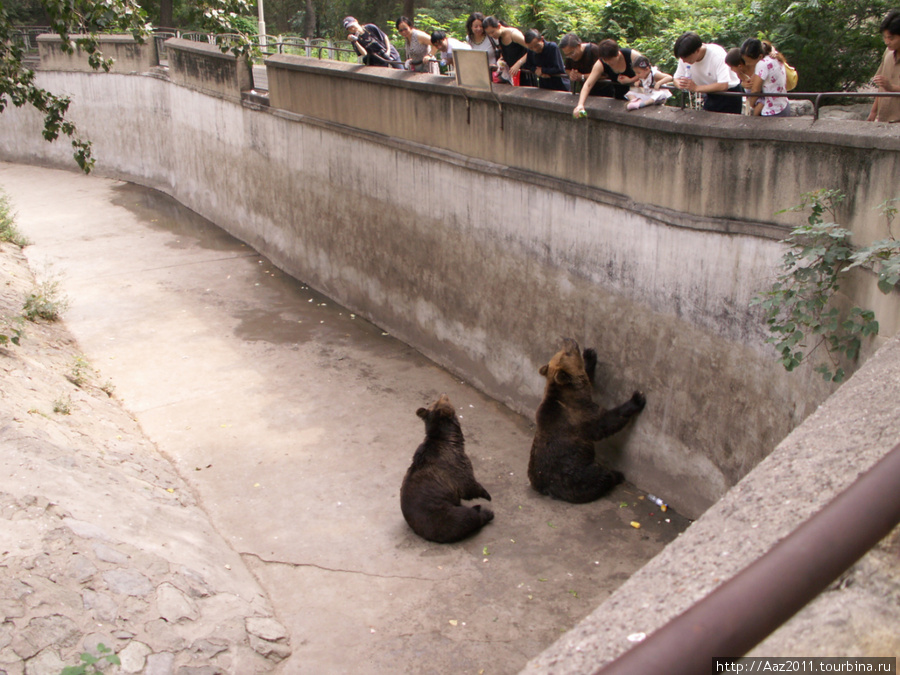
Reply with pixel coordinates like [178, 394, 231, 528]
[784, 62, 798, 91]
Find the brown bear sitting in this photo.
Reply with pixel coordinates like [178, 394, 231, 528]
[528, 338, 646, 503]
[401, 394, 494, 543]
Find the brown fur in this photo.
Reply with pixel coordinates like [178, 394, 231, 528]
[528, 338, 646, 503]
[400, 395, 493, 542]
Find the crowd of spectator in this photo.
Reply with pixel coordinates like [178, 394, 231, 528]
[342, 9, 900, 122]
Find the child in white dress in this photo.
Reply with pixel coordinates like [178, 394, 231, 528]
[625, 56, 674, 110]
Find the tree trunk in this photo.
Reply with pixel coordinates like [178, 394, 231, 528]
[159, 0, 174, 30]
[304, 0, 316, 37]
[403, 0, 415, 20]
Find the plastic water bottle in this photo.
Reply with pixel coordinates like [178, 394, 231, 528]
[683, 64, 692, 82]
[647, 494, 668, 512]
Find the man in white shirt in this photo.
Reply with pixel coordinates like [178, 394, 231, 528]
[672, 32, 743, 113]
[431, 30, 471, 70]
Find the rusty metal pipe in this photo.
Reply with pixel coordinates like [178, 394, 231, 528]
[594, 441, 900, 675]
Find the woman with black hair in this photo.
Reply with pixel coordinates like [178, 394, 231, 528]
[396, 16, 433, 72]
[598, 38, 643, 99]
[740, 38, 790, 117]
[482, 16, 531, 85]
[465, 12, 498, 69]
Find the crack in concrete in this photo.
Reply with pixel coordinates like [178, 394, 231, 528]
[72, 252, 260, 282]
[240, 551, 439, 581]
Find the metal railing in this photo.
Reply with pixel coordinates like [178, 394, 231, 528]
[674, 88, 900, 120]
[253, 36, 360, 63]
[594, 441, 900, 675]
[10, 26, 52, 55]
[13, 26, 363, 66]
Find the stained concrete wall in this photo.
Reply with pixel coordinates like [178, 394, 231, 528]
[37, 33, 158, 73]
[166, 38, 252, 102]
[266, 56, 900, 247]
[524, 333, 900, 672]
[1, 54, 898, 518]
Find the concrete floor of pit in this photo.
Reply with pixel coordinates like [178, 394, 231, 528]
[1, 163, 690, 674]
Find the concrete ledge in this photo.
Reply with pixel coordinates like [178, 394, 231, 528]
[265, 55, 900, 247]
[166, 37, 252, 101]
[523, 331, 900, 672]
[37, 33, 157, 73]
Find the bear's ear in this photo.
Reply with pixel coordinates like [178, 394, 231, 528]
[416, 407, 428, 419]
[539, 364, 549, 377]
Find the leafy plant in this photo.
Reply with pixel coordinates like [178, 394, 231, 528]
[1, 0, 151, 172]
[848, 197, 900, 293]
[752, 189, 900, 382]
[53, 394, 72, 415]
[68, 355, 91, 387]
[0, 315, 25, 347]
[2, 1, 265, 172]
[0, 191, 30, 247]
[23, 277, 70, 322]
[60, 643, 121, 674]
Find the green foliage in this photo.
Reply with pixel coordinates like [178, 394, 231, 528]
[0, 316, 25, 347]
[181, 1, 259, 57]
[5, 0, 50, 25]
[23, 277, 69, 322]
[1, 1, 260, 172]
[514, 0, 604, 42]
[848, 197, 900, 293]
[68, 355, 91, 387]
[733, 0, 891, 92]
[59, 644, 121, 674]
[599, 0, 662, 44]
[752, 189, 900, 383]
[53, 394, 72, 415]
[0, 191, 30, 247]
[1, 0, 150, 172]
[629, 0, 748, 73]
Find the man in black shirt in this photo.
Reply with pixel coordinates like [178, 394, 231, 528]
[559, 33, 615, 97]
[343, 16, 402, 69]
[523, 29, 571, 92]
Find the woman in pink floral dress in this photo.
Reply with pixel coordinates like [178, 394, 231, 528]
[740, 38, 790, 117]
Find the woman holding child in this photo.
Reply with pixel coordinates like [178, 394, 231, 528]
[739, 38, 790, 117]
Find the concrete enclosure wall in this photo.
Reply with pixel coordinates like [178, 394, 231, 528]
[37, 33, 158, 73]
[1, 50, 898, 518]
[166, 38, 252, 101]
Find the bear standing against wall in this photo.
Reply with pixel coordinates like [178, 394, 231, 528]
[401, 395, 494, 543]
[528, 338, 646, 503]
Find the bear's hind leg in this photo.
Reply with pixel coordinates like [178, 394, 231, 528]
[551, 465, 624, 504]
[463, 480, 491, 502]
[431, 504, 494, 543]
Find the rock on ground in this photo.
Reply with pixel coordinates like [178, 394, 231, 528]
[0, 241, 289, 673]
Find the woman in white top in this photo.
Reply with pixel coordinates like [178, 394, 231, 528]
[465, 12, 498, 69]
[740, 38, 790, 117]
